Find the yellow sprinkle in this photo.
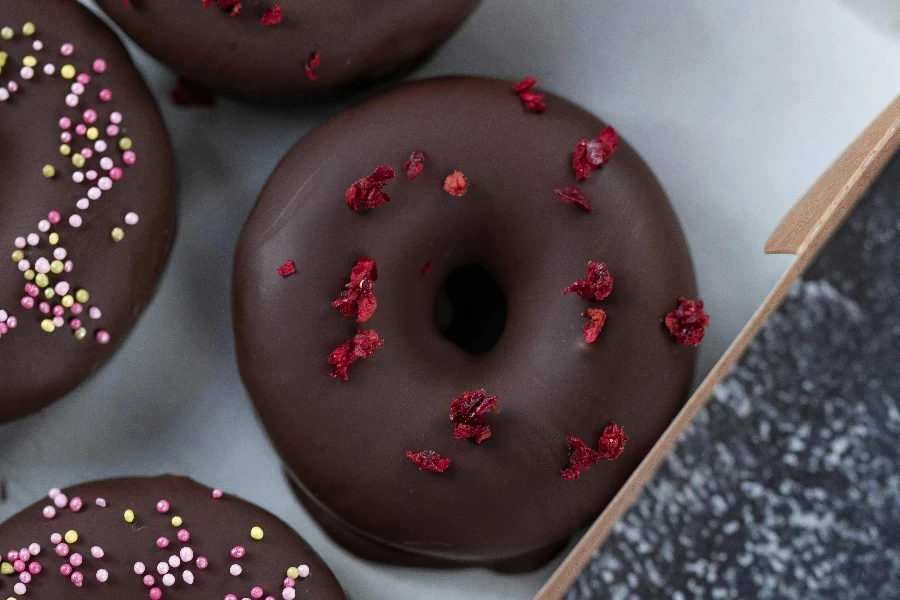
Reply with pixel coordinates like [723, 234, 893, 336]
[119, 137, 133, 151]
[48, 232, 59, 246]
[61, 295, 74, 308]
[50, 260, 64, 274]
[11, 250, 23, 262]
[0, 27, 14, 41]
[43, 288, 54, 300]
[86, 127, 99, 141]
[40, 319, 55, 333]
[60, 64, 75, 79]
[0, 51, 8, 66]
[64, 530, 78, 544]
[23, 270, 35, 281]
[71, 154, 85, 168]
[74, 327, 87, 341]
[59, 144, 71, 156]
[170, 516, 183, 527]
[250, 526, 264, 540]
[286, 567, 299, 580]
[111, 227, 125, 243]
[22, 55, 37, 68]
[124, 509, 135, 523]
[42, 164, 56, 178]
[75, 289, 89, 303]
[22, 22, 35, 36]
[0, 562, 13, 575]
[35, 274, 49, 288]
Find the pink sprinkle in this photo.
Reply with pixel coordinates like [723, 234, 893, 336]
[14, 237, 26, 249]
[70, 318, 82, 330]
[251, 587, 264, 598]
[95, 140, 108, 153]
[54, 492, 69, 507]
[86, 170, 98, 181]
[123, 150, 136, 165]
[89, 307, 102, 319]
[53, 305, 65, 318]
[230, 546, 245, 559]
[71, 303, 83, 316]
[28, 544, 40, 556]
[69, 553, 83, 567]
[55, 543, 69, 557]
[176, 529, 190, 543]
[28, 562, 41, 575]
[100, 157, 114, 170]
[150, 587, 163, 600]
[229, 564, 241, 576]
[26, 233, 39, 246]
[25, 284, 39, 297]
[83, 109, 98, 124]
[97, 569, 109, 582]
[92, 58, 108, 73]
[82, 148, 94, 159]
[69, 215, 83, 228]
[99, 89, 112, 102]
[71, 82, 85, 95]
[133, 562, 146, 575]
[53, 317, 64, 328]
[42, 506, 56, 519]
[110, 111, 123, 124]
[95, 498, 107, 507]
[64, 260, 74, 273]
[61, 43, 74, 56]
[66, 94, 79, 108]
[69, 496, 83, 512]
[297, 565, 309, 578]
[61, 131, 73, 143]
[72, 172, 85, 183]
[0, 323, 7, 335]
[195, 557, 208, 570]
[88, 187, 101, 200]
[13, 583, 25, 595]
[76, 73, 91, 85]
[156, 537, 170, 549]
[110, 167, 124, 181]
[50, 533, 62, 544]
[106, 124, 120, 137]
[75, 123, 87, 135]
[76, 198, 90, 210]
[225, 595, 237, 600]
[13, 560, 25, 572]
[168, 556, 180, 568]
[99, 177, 113, 191]
[20, 297, 35, 310]
[60, 563, 73, 577]
[182, 570, 194, 585]
[7, 81, 18, 93]
[179, 547, 193, 562]
[38, 303, 50, 314]
[156, 499, 171, 513]
[143, 575, 155, 587]
[48, 211, 61, 224]
[5, 316, 16, 329]
[125, 212, 139, 225]
[281, 588, 295, 600]
[19, 571, 32, 584]
[162, 574, 176, 587]
[91, 546, 104, 559]
[71, 571, 84, 587]
[283, 578, 294, 588]
[59, 118, 72, 130]
[54, 248, 68, 261]
[266, 597, 276, 600]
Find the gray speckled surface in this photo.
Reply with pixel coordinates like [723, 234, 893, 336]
[567, 153, 900, 600]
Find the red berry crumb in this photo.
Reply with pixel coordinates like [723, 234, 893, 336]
[345, 166, 395, 212]
[555, 186, 592, 212]
[304, 52, 321, 81]
[563, 261, 613, 301]
[215, 0, 242, 17]
[276, 260, 296, 278]
[597, 422, 628, 460]
[561, 437, 599, 481]
[443, 171, 468, 197]
[664, 297, 709, 346]
[512, 76, 547, 113]
[572, 126, 619, 181]
[582, 308, 607, 344]
[422, 260, 434, 276]
[406, 450, 451, 473]
[171, 78, 216, 107]
[332, 257, 378, 323]
[328, 329, 384, 380]
[260, 3, 282, 26]
[404, 150, 425, 181]
[449, 390, 499, 444]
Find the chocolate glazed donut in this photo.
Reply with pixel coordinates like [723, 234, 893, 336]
[234, 77, 700, 571]
[94, 0, 482, 100]
[0, 1, 175, 422]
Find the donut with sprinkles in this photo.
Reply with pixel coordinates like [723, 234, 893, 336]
[0, 1, 175, 422]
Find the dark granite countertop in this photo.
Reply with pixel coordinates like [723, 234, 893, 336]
[567, 153, 900, 600]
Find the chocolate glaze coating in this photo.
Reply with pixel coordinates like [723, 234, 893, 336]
[0, 475, 346, 600]
[0, 0, 175, 422]
[94, 0, 481, 101]
[234, 77, 698, 570]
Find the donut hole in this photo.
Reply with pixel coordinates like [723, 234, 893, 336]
[435, 265, 507, 354]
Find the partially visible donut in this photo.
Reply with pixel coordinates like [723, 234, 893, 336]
[233, 76, 705, 570]
[93, 0, 481, 100]
[0, 1, 175, 422]
[0, 475, 347, 600]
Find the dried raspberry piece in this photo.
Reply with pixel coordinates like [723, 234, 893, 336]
[171, 78, 216, 107]
[215, 0, 242, 17]
[449, 390, 499, 444]
[422, 260, 434, 276]
[202, 0, 213, 6]
[345, 166, 395, 212]
[582, 308, 607, 344]
[404, 150, 425, 181]
[260, 3, 282, 26]
[664, 297, 709, 346]
[561, 437, 599, 481]
[512, 76, 538, 93]
[304, 52, 321, 81]
[512, 76, 547, 112]
[332, 257, 378, 322]
[443, 171, 468, 197]
[328, 329, 384, 380]
[555, 186, 592, 212]
[572, 126, 619, 181]
[276, 260, 296, 277]
[563, 261, 613, 301]
[597, 422, 628, 460]
[406, 450, 451, 473]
